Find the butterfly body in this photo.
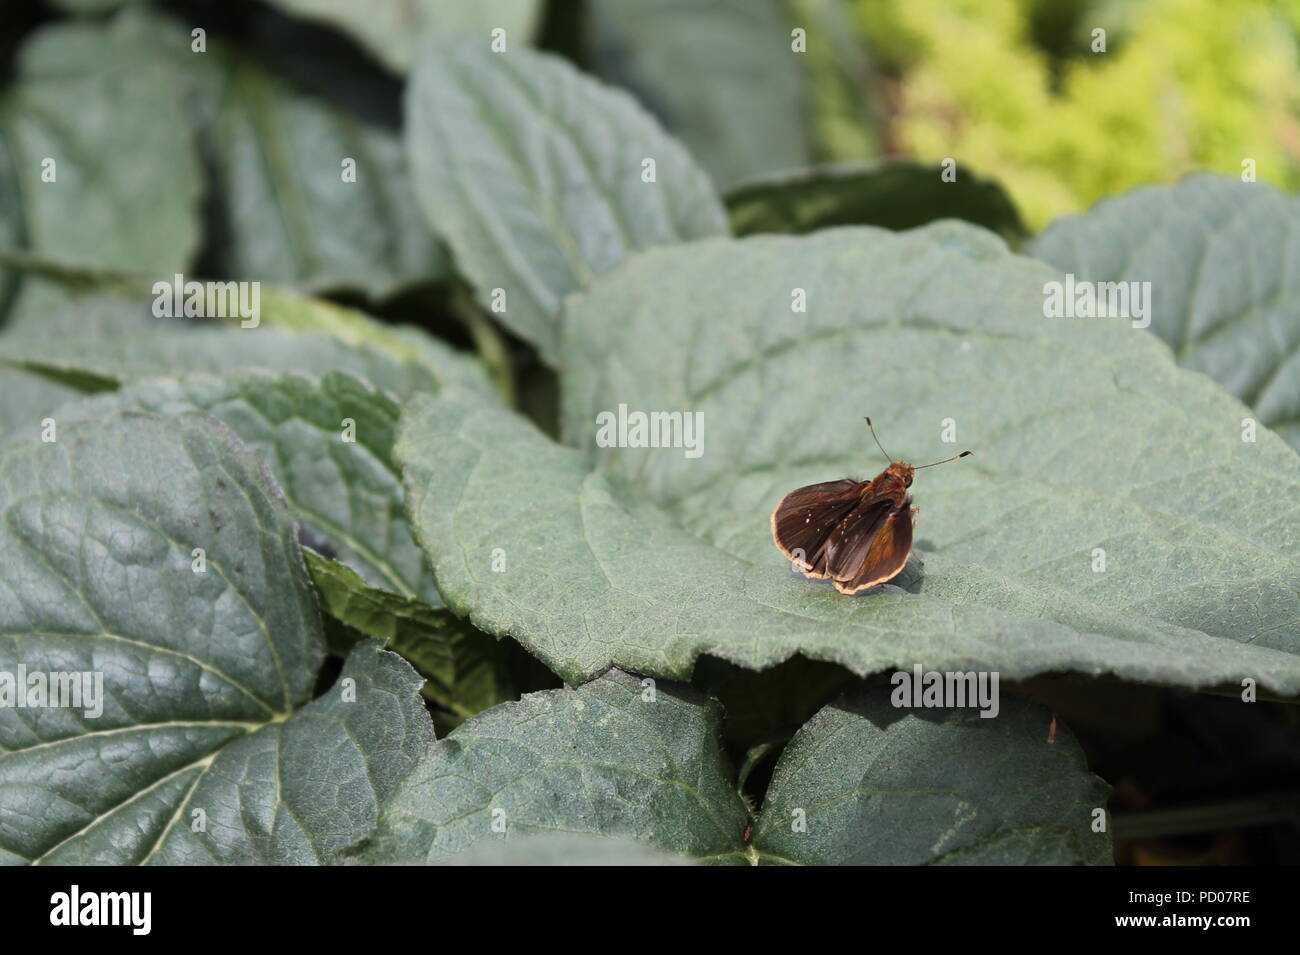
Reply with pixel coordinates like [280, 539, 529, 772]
[770, 419, 970, 596]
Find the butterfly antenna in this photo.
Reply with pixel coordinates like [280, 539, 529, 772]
[863, 417, 892, 463]
[915, 450, 973, 470]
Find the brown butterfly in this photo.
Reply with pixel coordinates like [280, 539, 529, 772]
[771, 418, 971, 594]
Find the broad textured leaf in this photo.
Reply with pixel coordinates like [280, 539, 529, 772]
[753, 689, 1111, 865]
[727, 161, 1026, 241]
[51, 371, 442, 603]
[358, 670, 752, 864]
[305, 551, 513, 720]
[0, 22, 200, 276]
[404, 39, 728, 365]
[587, 0, 809, 188]
[359, 670, 1105, 865]
[263, 0, 542, 73]
[1030, 175, 1300, 450]
[115, 11, 445, 299]
[397, 224, 1300, 695]
[0, 413, 432, 863]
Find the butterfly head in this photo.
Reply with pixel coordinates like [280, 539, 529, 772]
[884, 461, 914, 488]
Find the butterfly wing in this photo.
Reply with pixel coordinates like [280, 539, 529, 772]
[822, 493, 895, 580]
[832, 503, 915, 594]
[771, 479, 862, 578]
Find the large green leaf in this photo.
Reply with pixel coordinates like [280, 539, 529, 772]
[404, 39, 728, 365]
[0, 282, 494, 567]
[31, 367, 510, 725]
[358, 670, 752, 864]
[587, 0, 809, 188]
[396, 224, 1300, 694]
[753, 690, 1111, 865]
[0, 413, 432, 863]
[37, 367, 510, 723]
[51, 371, 441, 603]
[727, 161, 1027, 241]
[358, 671, 1106, 865]
[1030, 175, 1300, 450]
[0, 21, 201, 276]
[113, 10, 445, 299]
[263, 0, 541, 74]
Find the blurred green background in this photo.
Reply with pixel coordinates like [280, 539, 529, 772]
[8, 0, 1296, 233]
